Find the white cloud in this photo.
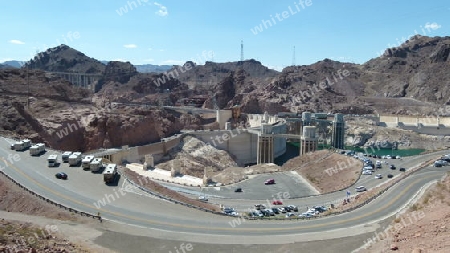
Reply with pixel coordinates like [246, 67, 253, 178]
[9, 40, 25, 45]
[148, 47, 153, 50]
[144, 58, 154, 62]
[154, 2, 168, 16]
[424, 22, 441, 30]
[123, 44, 137, 49]
[112, 58, 127, 62]
[160, 59, 184, 65]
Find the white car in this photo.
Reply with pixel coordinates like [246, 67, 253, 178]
[285, 213, 295, 218]
[375, 174, 382, 179]
[355, 186, 367, 192]
[299, 212, 315, 218]
[362, 170, 372, 175]
[306, 209, 319, 215]
[198, 196, 208, 202]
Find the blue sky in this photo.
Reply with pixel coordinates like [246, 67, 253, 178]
[1, 0, 449, 70]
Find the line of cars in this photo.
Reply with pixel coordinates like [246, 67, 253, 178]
[433, 155, 450, 167]
[9, 139, 117, 183]
[9, 139, 68, 180]
[249, 204, 328, 219]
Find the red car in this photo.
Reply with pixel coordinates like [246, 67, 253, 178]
[265, 179, 275, 185]
[272, 200, 283, 205]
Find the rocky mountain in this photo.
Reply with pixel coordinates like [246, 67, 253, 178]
[173, 59, 279, 89]
[1, 36, 450, 151]
[362, 35, 450, 105]
[224, 35, 450, 115]
[23, 44, 105, 73]
[1, 60, 25, 68]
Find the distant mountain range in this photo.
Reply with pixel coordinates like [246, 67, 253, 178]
[1, 59, 171, 73]
[100, 61, 172, 73]
[1, 60, 25, 68]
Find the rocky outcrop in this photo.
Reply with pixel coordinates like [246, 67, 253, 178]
[156, 135, 237, 178]
[429, 42, 450, 62]
[23, 44, 105, 73]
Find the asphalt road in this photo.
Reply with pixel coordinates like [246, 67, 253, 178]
[1, 137, 449, 243]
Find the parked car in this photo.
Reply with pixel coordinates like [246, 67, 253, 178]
[313, 206, 328, 213]
[299, 212, 315, 218]
[399, 167, 406, 172]
[375, 174, 383, 179]
[254, 204, 266, 210]
[252, 211, 263, 217]
[285, 213, 295, 218]
[362, 170, 372, 175]
[287, 205, 298, 212]
[306, 208, 319, 215]
[389, 164, 396, 170]
[271, 208, 280, 214]
[55, 172, 68, 180]
[272, 200, 283, 205]
[355, 186, 367, 192]
[235, 187, 242, 192]
[198, 196, 208, 202]
[434, 162, 443, 167]
[264, 179, 275, 185]
[223, 207, 235, 214]
[284, 206, 292, 212]
[278, 207, 286, 213]
[387, 174, 394, 178]
[435, 160, 448, 166]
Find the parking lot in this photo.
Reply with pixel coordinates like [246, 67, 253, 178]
[199, 172, 319, 200]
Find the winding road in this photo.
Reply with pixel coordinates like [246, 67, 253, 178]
[1, 136, 449, 245]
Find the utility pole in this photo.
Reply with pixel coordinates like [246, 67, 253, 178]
[240, 40, 244, 61]
[292, 46, 296, 66]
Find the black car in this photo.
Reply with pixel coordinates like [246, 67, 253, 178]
[314, 206, 328, 213]
[387, 174, 394, 178]
[235, 187, 242, 192]
[55, 172, 67, 180]
[389, 165, 396, 170]
[399, 167, 406, 172]
[271, 208, 280, 214]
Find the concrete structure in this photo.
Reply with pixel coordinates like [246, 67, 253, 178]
[300, 126, 318, 155]
[302, 112, 312, 126]
[49, 71, 102, 91]
[257, 124, 275, 164]
[331, 113, 345, 149]
[216, 110, 233, 130]
[376, 114, 450, 136]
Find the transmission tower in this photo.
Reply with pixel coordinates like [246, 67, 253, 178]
[292, 46, 296, 66]
[240, 40, 244, 61]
